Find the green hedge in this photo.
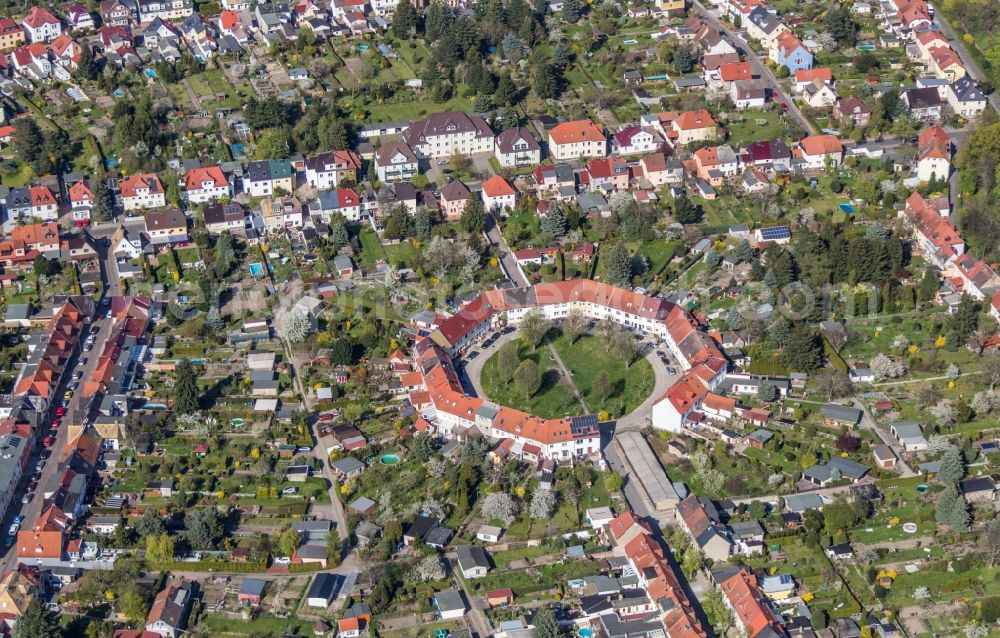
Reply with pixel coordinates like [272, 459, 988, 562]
[823, 337, 848, 372]
[146, 560, 268, 573]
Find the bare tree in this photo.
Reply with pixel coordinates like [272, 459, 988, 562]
[984, 352, 1000, 391]
[563, 309, 588, 344]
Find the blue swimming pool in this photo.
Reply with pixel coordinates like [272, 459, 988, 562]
[250, 262, 264, 278]
[145, 69, 157, 78]
[840, 203, 856, 214]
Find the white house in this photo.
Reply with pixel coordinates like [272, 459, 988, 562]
[22, 7, 63, 43]
[305, 150, 361, 190]
[120, 173, 166, 211]
[481, 175, 517, 214]
[184, 165, 230, 203]
[402, 111, 495, 158]
[548, 120, 607, 161]
[798, 134, 843, 169]
[494, 127, 542, 167]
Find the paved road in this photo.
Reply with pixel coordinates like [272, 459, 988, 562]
[485, 216, 528, 288]
[930, 2, 1000, 114]
[615, 342, 679, 431]
[691, 0, 816, 136]
[87, 223, 123, 297]
[727, 478, 871, 506]
[851, 399, 915, 478]
[1, 311, 116, 573]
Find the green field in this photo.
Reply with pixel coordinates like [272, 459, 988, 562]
[479, 339, 580, 418]
[550, 333, 654, 416]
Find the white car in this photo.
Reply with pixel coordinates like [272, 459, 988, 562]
[273, 556, 291, 565]
[7, 523, 19, 536]
[281, 487, 298, 495]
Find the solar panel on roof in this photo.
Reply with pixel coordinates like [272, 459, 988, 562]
[759, 226, 790, 240]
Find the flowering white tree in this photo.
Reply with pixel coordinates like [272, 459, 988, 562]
[926, 435, 954, 454]
[947, 364, 961, 380]
[281, 308, 313, 343]
[971, 391, 1000, 415]
[412, 555, 446, 583]
[964, 623, 988, 638]
[426, 458, 447, 478]
[609, 191, 634, 216]
[913, 586, 930, 600]
[892, 334, 910, 350]
[930, 400, 956, 427]
[879, 179, 897, 195]
[767, 473, 786, 489]
[870, 353, 907, 381]
[480, 492, 519, 526]
[421, 497, 445, 520]
[530, 489, 557, 519]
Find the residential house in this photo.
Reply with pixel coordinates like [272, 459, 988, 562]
[798, 134, 843, 169]
[802, 457, 870, 486]
[833, 96, 872, 127]
[587, 157, 629, 192]
[959, 477, 995, 504]
[244, 159, 295, 197]
[916, 125, 950, 182]
[613, 125, 659, 155]
[0, 18, 26, 51]
[773, 31, 812, 73]
[872, 445, 897, 469]
[821, 403, 862, 427]
[184, 166, 230, 203]
[66, 3, 97, 30]
[793, 67, 833, 92]
[144, 209, 188, 244]
[902, 87, 943, 121]
[121, 174, 166, 211]
[202, 202, 245, 234]
[801, 79, 838, 108]
[890, 421, 928, 452]
[27, 186, 58, 221]
[481, 175, 517, 214]
[261, 195, 305, 231]
[745, 140, 792, 172]
[494, 127, 542, 167]
[640, 153, 684, 186]
[305, 150, 361, 190]
[402, 111, 495, 158]
[676, 495, 731, 561]
[731, 80, 768, 109]
[671, 109, 718, 145]
[548, 119, 607, 161]
[439, 180, 471, 222]
[100, 0, 137, 26]
[317, 188, 362, 222]
[374, 141, 418, 183]
[434, 589, 467, 620]
[22, 7, 62, 43]
[947, 76, 987, 118]
[717, 567, 784, 638]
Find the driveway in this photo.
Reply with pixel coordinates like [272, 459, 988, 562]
[615, 341, 678, 431]
[851, 399, 915, 478]
[485, 216, 528, 287]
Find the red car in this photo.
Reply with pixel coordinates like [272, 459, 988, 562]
[43, 435, 55, 447]
[51, 419, 61, 428]
[55, 407, 66, 417]
[74, 219, 91, 228]
[318, 413, 334, 422]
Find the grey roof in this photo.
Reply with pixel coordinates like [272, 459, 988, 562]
[891, 421, 923, 439]
[821, 403, 863, 424]
[330, 457, 365, 474]
[423, 526, 453, 547]
[785, 493, 824, 513]
[804, 457, 870, 483]
[456, 545, 491, 571]
[748, 429, 774, 444]
[348, 496, 376, 512]
[434, 588, 466, 613]
[239, 578, 267, 597]
[307, 573, 340, 602]
[729, 520, 765, 539]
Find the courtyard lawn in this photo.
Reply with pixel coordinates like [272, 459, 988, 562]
[479, 340, 580, 419]
[723, 109, 791, 146]
[550, 333, 654, 417]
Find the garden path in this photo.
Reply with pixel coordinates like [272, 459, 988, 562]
[545, 343, 588, 413]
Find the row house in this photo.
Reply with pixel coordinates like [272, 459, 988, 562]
[254, 3, 292, 33]
[244, 159, 295, 197]
[704, 61, 753, 89]
[5, 186, 59, 222]
[402, 111, 495, 158]
[374, 141, 418, 183]
[315, 188, 361, 222]
[744, 140, 792, 172]
[613, 125, 659, 155]
[184, 165, 230, 203]
[138, 0, 194, 22]
[771, 30, 812, 73]
[121, 173, 166, 211]
[261, 195, 305, 231]
[586, 157, 629, 192]
[203, 201, 245, 234]
[693, 145, 740, 186]
[100, 0, 137, 26]
[547, 119, 607, 161]
[640, 153, 684, 187]
[305, 150, 361, 189]
[11, 222, 61, 255]
[494, 127, 542, 167]
[716, 567, 785, 638]
[900, 191, 963, 270]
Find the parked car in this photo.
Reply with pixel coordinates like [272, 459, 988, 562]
[43, 435, 55, 447]
[20, 494, 31, 505]
[55, 407, 65, 417]
[281, 487, 298, 495]
[12, 515, 24, 525]
[8, 523, 19, 536]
